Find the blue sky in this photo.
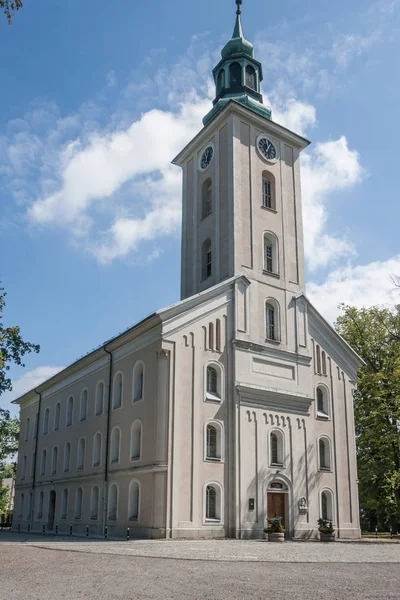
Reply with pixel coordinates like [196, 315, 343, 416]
[1, 0, 400, 415]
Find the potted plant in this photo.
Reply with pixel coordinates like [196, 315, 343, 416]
[264, 517, 285, 542]
[318, 518, 336, 542]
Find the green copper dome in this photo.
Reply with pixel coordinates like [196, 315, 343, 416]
[203, 0, 271, 127]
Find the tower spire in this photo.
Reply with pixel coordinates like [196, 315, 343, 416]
[233, 0, 244, 39]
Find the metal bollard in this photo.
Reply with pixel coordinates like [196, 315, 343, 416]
[70, 524, 73, 536]
[42, 524, 45, 535]
[55, 524, 58, 535]
[104, 525, 108, 540]
[17, 523, 20, 532]
[86, 525, 89, 537]
[127, 527, 130, 541]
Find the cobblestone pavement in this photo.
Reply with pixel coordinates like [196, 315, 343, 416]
[1, 532, 400, 599]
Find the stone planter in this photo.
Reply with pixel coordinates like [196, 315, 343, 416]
[320, 532, 335, 542]
[268, 532, 285, 542]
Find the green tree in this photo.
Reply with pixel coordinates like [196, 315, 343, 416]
[1, 0, 22, 24]
[335, 304, 400, 531]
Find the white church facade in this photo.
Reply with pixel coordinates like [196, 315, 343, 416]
[13, 1, 362, 540]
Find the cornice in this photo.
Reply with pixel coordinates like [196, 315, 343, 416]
[233, 339, 312, 366]
[236, 382, 313, 416]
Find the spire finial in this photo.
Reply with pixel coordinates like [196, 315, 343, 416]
[233, 0, 244, 38]
[236, 0, 243, 15]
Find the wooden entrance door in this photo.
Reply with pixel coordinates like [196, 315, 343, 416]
[267, 492, 286, 528]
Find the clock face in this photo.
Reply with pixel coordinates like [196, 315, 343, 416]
[258, 137, 277, 161]
[200, 145, 214, 170]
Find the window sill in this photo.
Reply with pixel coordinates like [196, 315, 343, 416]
[110, 460, 119, 464]
[205, 457, 222, 462]
[66, 424, 72, 428]
[93, 462, 100, 468]
[201, 212, 213, 222]
[270, 462, 284, 468]
[108, 517, 117, 521]
[112, 405, 122, 411]
[262, 270, 280, 279]
[201, 275, 212, 283]
[204, 519, 222, 525]
[261, 206, 277, 214]
[80, 417, 87, 422]
[63, 469, 70, 473]
[319, 468, 332, 473]
[130, 457, 141, 462]
[205, 393, 222, 403]
[77, 466, 84, 471]
[317, 412, 330, 420]
[129, 517, 139, 522]
[132, 396, 144, 404]
[265, 338, 281, 345]
[90, 517, 98, 521]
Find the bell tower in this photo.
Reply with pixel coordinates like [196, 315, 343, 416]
[173, 0, 310, 336]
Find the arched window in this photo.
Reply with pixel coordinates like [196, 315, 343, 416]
[245, 65, 256, 89]
[130, 420, 142, 461]
[54, 403, 61, 431]
[205, 421, 223, 461]
[37, 490, 44, 519]
[24, 418, 30, 441]
[43, 407, 50, 435]
[80, 389, 88, 421]
[322, 351, 327, 376]
[90, 486, 99, 520]
[229, 61, 242, 87]
[316, 386, 329, 418]
[66, 396, 74, 427]
[110, 427, 121, 463]
[208, 323, 214, 350]
[265, 299, 280, 342]
[61, 489, 68, 519]
[202, 178, 213, 219]
[95, 381, 104, 416]
[63, 442, 71, 472]
[51, 446, 58, 474]
[319, 437, 331, 471]
[205, 483, 222, 522]
[217, 69, 225, 94]
[21, 455, 27, 480]
[77, 438, 86, 470]
[206, 366, 218, 397]
[108, 484, 118, 520]
[216, 319, 221, 352]
[263, 232, 279, 275]
[113, 372, 123, 409]
[132, 361, 144, 403]
[93, 432, 102, 467]
[34, 413, 39, 438]
[19, 493, 25, 517]
[74, 487, 83, 519]
[262, 171, 276, 210]
[128, 480, 140, 521]
[202, 239, 212, 280]
[270, 430, 284, 466]
[321, 489, 334, 522]
[40, 449, 47, 476]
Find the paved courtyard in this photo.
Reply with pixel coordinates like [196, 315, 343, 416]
[1, 532, 399, 599]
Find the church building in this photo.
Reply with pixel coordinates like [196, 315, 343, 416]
[13, 1, 362, 540]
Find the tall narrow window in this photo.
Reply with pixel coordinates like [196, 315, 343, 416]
[77, 438, 85, 470]
[93, 432, 102, 467]
[51, 446, 58, 474]
[19, 493, 25, 517]
[202, 178, 213, 219]
[264, 240, 273, 273]
[64, 442, 71, 472]
[110, 427, 121, 463]
[322, 351, 327, 376]
[217, 69, 225, 94]
[90, 486, 99, 520]
[75, 487, 83, 519]
[206, 485, 217, 520]
[132, 362, 144, 402]
[271, 433, 278, 465]
[206, 425, 218, 460]
[43, 408, 50, 435]
[262, 172, 276, 210]
[229, 61, 242, 87]
[270, 430, 284, 466]
[37, 491, 44, 519]
[316, 386, 329, 418]
[319, 438, 331, 471]
[66, 396, 74, 427]
[321, 490, 333, 522]
[207, 366, 218, 395]
[80, 389, 88, 421]
[266, 303, 276, 341]
[113, 372, 123, 409]
[130, 421, 142, 461]
[316, 345, 322, 375]
[24, 418, 30, 441]
[202, 239, 212, 280]
[61, 489, 68, 519]
[95, 381, 104, 416]
[40, 449, 47, 476]
[108, 484, 118, 520]
[245, 65, 256, 89]
[54, 403, 61, 431]
[21, 455, 27, 480]
[263, 233, 278, 275]
[128, 480, 140, 521]
[208, 323, 214, 351]
[216, 319, 221, 352]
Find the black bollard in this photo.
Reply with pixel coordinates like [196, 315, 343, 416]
[17, 523, 20, 532]
[42, 524, 45, 535]
[55, 524, 58, 535]
[104, 525, 108, 540]
[86, 525, 89, 537]
[127, 527, 130, 541]
[70, 524, 73, 536]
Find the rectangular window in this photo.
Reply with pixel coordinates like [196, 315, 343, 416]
[267, 308, 275, 341]
[262, 178, 272, 209]
[206, 250, 212, 278]
[264, 244, 273, 272]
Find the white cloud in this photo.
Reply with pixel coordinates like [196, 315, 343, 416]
[308, 256, 400, 324]
[1, 366, 64, 415]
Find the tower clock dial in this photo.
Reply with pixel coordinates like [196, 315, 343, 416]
[199, 145, 214, 171]
[257, 136, 278, 162]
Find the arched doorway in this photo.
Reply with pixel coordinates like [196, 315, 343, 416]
[266, 480, 290, 534]
[47, 490, 56, 531]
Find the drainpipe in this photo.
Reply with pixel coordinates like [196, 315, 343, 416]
[102, 345, 113, 533]
[30, 389, 42, 531]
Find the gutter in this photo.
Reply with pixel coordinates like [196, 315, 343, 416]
[102, 345, 113, 533]
[30, 389, 42, 530]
